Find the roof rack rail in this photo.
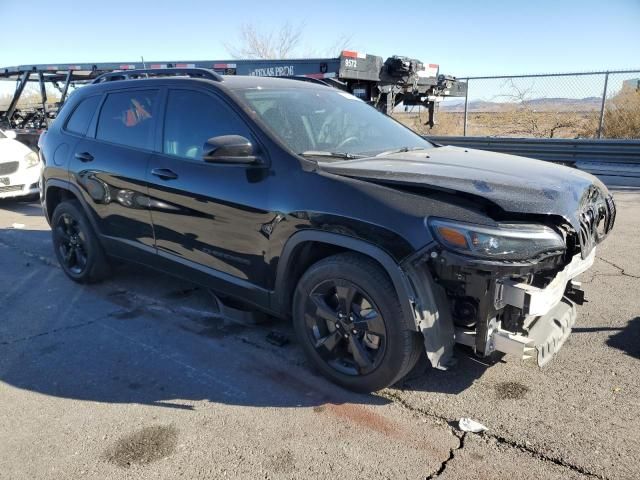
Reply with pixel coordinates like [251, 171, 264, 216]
[92, 68, 222, 84]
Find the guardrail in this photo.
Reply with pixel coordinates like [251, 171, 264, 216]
[11, 130, 640, 187]
[426, 136, 640, 187]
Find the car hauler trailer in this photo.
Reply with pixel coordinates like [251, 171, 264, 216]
[0, 51, 466, 147]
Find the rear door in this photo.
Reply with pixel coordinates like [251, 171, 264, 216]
[146, 87, 273, 296]
[70, 88, 159, 255]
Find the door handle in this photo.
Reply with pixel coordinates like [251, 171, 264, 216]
[75, 152, 94, 162]
[151, 168, 179, 180]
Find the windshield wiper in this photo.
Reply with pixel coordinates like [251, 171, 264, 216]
[375, 146, 430, 157]
[299, 150, 364, 160]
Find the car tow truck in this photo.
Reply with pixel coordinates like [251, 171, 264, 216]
[0, 51, 466, 148]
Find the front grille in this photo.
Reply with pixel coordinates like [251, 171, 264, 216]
[579, 194, 616, 258]
[0, 161, 19, 176]
[579, 209, 596, 258]
[0, 184, 24, 193]
[605, 195, 616, 232]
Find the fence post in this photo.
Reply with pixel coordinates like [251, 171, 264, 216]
[463, 78, 469, 136]
[597, 72, 609, 138]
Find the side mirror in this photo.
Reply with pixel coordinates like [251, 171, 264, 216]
[202, 135, 260, 164]
[4, 130, 17, 140]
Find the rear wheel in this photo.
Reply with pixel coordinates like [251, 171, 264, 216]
[293, 252, 422, 392]
[51, 200, 110, 283]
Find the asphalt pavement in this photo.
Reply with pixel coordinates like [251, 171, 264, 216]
[0, 191, 638, 479]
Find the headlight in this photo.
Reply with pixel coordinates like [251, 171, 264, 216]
[428, 218, 565, 260]
[24, 151, 39, 168]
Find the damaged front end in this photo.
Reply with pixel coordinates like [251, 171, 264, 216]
[402, 191, 616, 369]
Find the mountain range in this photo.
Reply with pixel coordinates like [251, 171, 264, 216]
[440, 96, 602, 112]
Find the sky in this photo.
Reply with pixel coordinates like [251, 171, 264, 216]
[1, 0, 638, 77]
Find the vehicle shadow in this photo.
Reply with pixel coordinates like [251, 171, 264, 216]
[1, 288, 491, 412]
[0, 199, 490, 411]
[0, 223, 393, 412]
[0, 263, 390, 411]
[395, 347, 503, 395]
[0, 197, 42, 216]
[0, 267, 490, 413]
[606, 317, 640, 360]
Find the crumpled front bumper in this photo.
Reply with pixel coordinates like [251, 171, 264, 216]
[456, 251, 594, 366]
[470, 298, 576, 366]
[498, 250, 595, 317]
[526, 298, 576, 366]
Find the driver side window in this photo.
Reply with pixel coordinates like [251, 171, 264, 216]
[163, 90, 253, 160]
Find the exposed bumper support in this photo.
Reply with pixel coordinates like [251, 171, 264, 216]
[497, 250, 594, 316]
[490, 329, 536, 360]
[455, 299, 576, 366]
[454, 251, 592, 366]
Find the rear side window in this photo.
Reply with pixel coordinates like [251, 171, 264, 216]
[96, 90, 158, 150]
[163, 89, 252, 159]
[65, 96, 101, 135]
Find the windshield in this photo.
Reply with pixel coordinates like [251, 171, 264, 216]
[239, 88, 432, 159]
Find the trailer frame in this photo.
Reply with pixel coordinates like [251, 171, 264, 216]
[1, 51, 467, 142]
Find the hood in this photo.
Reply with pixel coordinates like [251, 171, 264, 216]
[319, 146, 611, 235]
[0, 137, 32, 162]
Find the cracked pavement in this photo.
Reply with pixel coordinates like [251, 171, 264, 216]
[0, 191, 638, 479]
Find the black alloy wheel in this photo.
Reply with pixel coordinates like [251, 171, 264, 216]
[51, 200, 110, 283]
[293, 252, 422, 392]
[54, 213, 88, 275]
[304, 279, 387, 376]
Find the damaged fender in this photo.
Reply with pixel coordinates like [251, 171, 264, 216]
[401, 253, 456, 370]
[275, 231, 454, 367]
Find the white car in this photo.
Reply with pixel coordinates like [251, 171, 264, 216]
[0, 129, 40, 200]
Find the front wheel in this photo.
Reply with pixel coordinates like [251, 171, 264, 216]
[293, 253, 422, 392]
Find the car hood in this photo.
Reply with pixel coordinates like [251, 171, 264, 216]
[319, 146, 610, 233]
[0, 137, 32, 162]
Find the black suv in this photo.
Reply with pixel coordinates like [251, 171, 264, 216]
[39, 69, 616, 392]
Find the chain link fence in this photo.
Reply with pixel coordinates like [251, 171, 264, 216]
[398, 70, 640, 139]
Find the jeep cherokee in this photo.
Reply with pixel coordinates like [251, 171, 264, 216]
[39, 69, 616, 392]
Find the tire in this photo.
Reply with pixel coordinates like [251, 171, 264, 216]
[51, 200, 110, 283]
[293, 252, 422, 392]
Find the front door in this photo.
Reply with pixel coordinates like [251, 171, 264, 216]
[146, 87, 273, 294]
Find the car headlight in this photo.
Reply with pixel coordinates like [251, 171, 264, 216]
[428, 218, 565, 261]
[24, 151, 40, 168]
